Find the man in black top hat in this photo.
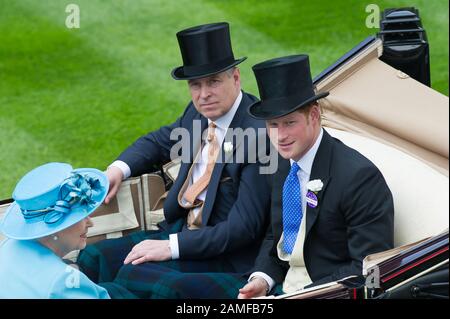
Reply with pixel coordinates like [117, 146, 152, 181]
[239, 54, 394, 298]
[77, 22, 271, 296]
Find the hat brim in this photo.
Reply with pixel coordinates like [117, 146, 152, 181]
[171, 57, 247, 80]
[248, 92, 329, 120]
[0, 168, 109, 240]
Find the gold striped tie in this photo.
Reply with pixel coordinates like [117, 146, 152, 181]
[183, 122, 220, 204]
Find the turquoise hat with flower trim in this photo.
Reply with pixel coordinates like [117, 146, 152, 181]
[0, 162, 108, 240]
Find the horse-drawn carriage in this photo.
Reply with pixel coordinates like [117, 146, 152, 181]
[0, 7, 448, 299]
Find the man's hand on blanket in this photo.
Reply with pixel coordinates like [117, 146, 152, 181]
[124, 240, 171, 265]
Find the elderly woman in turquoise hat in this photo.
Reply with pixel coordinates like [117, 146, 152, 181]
[0, 162, 110, 298]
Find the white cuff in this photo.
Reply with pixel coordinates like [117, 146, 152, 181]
[249, 272, 276, 292]
[109, 161, 131, 180]
[169, 233, 180, 260]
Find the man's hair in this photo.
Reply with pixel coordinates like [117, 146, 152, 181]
[297, 102, 322, 124]
[225, 67, 237, 77]
[188, 67, 237, 83]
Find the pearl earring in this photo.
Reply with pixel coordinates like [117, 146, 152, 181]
[53, 235, 58, 241]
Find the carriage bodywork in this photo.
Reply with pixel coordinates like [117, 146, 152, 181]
[0, 35, 448, 299]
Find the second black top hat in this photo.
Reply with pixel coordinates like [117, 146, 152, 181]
[248, 55, 329, 120]
[171, 22, 246, 80]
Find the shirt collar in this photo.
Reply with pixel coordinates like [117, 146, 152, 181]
[208, 91, 242, 130]
[290, 128, 323, 175]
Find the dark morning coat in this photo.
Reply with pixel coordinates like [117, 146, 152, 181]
[117, 91, 270, 273]
[253, 129, 394, 285]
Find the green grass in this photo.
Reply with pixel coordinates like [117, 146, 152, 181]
[0, 0, 448, 199]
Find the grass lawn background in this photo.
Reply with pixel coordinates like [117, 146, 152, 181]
[0, 0, 448, 199]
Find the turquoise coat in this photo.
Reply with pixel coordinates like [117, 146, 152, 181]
[0, 239, 109, 299]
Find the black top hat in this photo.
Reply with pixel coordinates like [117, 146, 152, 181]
[248, 55, 329, 120]
[171, 22, 246, 80]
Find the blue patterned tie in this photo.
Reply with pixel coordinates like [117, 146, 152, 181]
[282, 162, 302, 254]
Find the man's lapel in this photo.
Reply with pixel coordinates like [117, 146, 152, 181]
[201, 93, 248, 225]
[305, 129, 334, 237]
[176, 114, 208, 187]
[273, 156, 290, 230]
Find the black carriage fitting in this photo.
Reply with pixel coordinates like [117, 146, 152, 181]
[0, 198, 13, 206]
[378, 7, 431, 87]
[411, 282, 449, 299]
[370, 231, 449, 299]
[313, 36, 377, 85]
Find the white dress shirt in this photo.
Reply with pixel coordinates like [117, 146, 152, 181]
[250, 128, 323, 293]
[110, 91, 243, 259]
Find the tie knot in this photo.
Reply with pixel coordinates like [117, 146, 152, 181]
[207, 122, 217, 142]
[290, 162, 300, 175]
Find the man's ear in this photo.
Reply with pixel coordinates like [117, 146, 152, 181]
[233, 68, 241, 85]
[310, 103, 321, 122]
